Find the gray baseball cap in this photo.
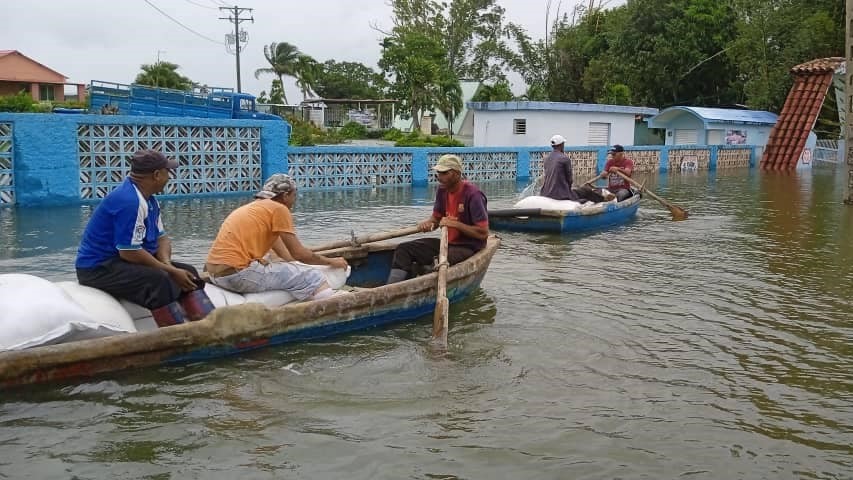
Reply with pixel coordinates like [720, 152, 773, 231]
[130, 149, 178, 173]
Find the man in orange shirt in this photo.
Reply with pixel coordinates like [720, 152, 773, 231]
[386, 154, 489, 284]
[205, 174, 348, 300]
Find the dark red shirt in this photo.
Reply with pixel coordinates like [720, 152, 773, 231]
[432, 181, 489, 251]
[604, 156, 635, 191]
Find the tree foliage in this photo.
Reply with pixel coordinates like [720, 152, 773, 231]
[379, 29, 451, 129]
[134, 62, 193, 90]
[313, 60, 387, 99]
[255, 42, 305, 104]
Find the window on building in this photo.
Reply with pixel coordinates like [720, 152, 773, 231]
[38, 84, 55, 101]
[588, 122, 611, 145]
[513, 118, 526, 135]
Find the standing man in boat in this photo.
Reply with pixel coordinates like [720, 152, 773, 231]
[75, 149, 214, 328]
[386, 154, 489, 284]
[205, 173, 349, 300]
[594, 144, 635, 202]
[541, 134, 609, 202]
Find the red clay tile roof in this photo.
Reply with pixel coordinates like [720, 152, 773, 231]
[790, 57, 845, 74]
[760, 58, 839, 171]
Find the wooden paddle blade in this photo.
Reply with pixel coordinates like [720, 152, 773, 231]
[669, 205, 689, 221]
[432, 297, 449, 341]
[616, 171, 689, 222]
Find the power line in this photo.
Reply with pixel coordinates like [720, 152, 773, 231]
[182, 0, 218, 10]
[141, 0, 223, 45]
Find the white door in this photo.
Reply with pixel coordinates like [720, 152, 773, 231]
[707, 129, 724, 144]
[588, 122, 611, 145]
[674, 129, 698, 145]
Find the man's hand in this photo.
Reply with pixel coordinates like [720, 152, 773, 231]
[418, 219, 436, 232]
[608, 166, 620, 173]
[169, 267, 198, 292]
[439, 216, 460, 229]
[328, 257, 349, 269]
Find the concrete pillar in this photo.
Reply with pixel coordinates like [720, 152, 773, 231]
[412, 149, 429, 186]
[29, 84, 39, 102]
[516, 148, 531, 180]
[846, 0, 853, 204]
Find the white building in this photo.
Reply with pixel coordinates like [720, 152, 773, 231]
[462, 101, 658, 147]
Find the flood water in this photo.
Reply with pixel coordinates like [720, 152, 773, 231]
[0, 168, 851, 479]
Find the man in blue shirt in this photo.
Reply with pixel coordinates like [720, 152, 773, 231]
[76, 149, 212, 327]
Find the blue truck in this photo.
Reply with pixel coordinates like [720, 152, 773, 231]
[85, 80, 282, 121]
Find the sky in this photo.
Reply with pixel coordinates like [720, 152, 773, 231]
[1, 0, 604, 102]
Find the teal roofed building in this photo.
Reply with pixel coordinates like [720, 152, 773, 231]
[647, 106, 779, 147]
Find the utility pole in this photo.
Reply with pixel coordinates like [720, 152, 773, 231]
[155, 50, 166, 88]
[845, 0, 853, 204]
[219, 5, 253, 93]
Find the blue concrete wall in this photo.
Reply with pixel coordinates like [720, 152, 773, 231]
[0, 113, 285, 207]
[0, 112, 756, 207]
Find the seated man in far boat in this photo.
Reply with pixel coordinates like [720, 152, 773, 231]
[386, 154, 489, 284]
[75, 149, 215, 328]
[540, 134, 614, 203]
[592, 144, 635, 202]
[205, 173, 349, 301]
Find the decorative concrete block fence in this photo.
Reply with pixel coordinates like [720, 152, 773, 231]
[0, 113, 755, 207]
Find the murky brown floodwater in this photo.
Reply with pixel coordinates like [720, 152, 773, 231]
[1, 168, 851, 479]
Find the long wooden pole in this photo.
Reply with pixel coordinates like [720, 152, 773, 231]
[309, 225, 421, 252]
[431, 226, 449, 345]
[845, 0, 853, 205]
[616, 171, 689, 220]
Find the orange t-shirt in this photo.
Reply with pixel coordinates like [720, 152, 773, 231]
[206, 199, 295, 269]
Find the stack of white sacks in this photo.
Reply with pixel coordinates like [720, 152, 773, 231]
[513, 194, 616, 211]
[0, 264, 349, 351]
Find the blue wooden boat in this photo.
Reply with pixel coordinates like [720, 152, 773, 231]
[488, 194, 641, 233]
[0, 236, 500, 388]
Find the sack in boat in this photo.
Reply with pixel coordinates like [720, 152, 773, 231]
[0, 274, 134, 351]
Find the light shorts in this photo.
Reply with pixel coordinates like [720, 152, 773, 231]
[211, 260, 326, 300]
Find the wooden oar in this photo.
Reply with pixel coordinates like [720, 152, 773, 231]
[309, 225, 421, 252]
[431, 226, 449, 345]
[615, 171, 689, 220]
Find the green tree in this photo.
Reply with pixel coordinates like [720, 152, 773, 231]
[379, 30, 448, 130]
[254, 42, 302, 104]
[313, 60, 387, 99]
[503, 23, 549, 100]
[606, 0, 739, 108]
[729, 0, 843, 111]
[269, 79, 285, 104]
[134, 62, 193, 90]
[471, 79, 514, 101]
[293, 54, 320, 101]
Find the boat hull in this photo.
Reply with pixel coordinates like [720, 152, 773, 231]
[488, 195, 641, 233]
[0, 237, 500, 389]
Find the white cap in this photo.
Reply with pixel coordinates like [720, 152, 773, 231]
[549, 134, 566, 146]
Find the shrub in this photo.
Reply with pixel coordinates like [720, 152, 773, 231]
[394, 132, 464, 147]
[0, 92, 35, 112]
[339, 121, 368, 139]
[382, 128, 404, 141]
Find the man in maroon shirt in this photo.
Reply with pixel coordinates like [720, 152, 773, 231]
[596, 144, 635, 201]
[386, 154, 489, 284]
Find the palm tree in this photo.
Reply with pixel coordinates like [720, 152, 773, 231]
[135, 62, 193, 90]
[254, 42, 301, 105]
[293, 54, 319, 100]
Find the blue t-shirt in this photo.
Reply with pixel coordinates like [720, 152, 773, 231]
[75, 178, 166, 269]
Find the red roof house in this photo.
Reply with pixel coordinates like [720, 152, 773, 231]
[0, 50, 85, 102]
